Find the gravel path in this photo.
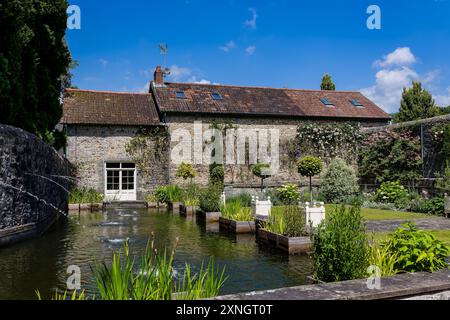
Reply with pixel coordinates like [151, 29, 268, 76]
[366, 218, 450, 233]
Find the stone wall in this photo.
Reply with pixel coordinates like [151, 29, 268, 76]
[66, 125, 169, 200]
[65, 117, 388, 197]
[0, 125, 71, 246]
[166, 115, 386, 188]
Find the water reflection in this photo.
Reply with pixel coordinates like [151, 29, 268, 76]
[0, 208, 312, 300]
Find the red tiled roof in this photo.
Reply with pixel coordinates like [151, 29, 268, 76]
[152, 82, 390, 120]
[61, 89, 161, 126]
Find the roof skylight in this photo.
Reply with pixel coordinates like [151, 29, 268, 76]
[176, 91, 187, 99]
[320, 98, 334, 106]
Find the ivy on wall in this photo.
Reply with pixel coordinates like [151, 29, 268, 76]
[295, 122, 363, 163]
[125, 126, 170, 180]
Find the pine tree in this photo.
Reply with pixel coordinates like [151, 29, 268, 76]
[396, 81, 440, 122]
[320, 73, 336, 91]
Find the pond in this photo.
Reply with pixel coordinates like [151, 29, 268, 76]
[0, 208, 312, 300]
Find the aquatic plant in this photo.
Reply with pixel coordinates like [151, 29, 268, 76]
[36, 236, 227, 300]
[68, 187, 104, 204]
[261, 206, 307, 237]
[220, 199, 253, 221]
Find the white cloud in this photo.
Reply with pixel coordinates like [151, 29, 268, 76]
[244, 8, 258, 30]
[362, 47, 450, 112]
[375, 47, 416, 68]
[169, 65, 194, 82]
[435, 87, 450, 107]
[361, 66, 419, 113]
[245, 45, 256, 55]
[219, 41, 236, 52]
[99, 59, 108, 66]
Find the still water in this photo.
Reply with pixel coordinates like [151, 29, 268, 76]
[0, 208, 312, 300]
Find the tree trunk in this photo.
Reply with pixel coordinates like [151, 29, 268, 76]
[309, 176, 313, 203]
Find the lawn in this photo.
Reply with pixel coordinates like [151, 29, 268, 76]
[370, 230, 450, 246]
[324, 205, 437, 221]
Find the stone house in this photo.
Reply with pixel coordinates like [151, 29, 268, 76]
[61, 66, 390, 201]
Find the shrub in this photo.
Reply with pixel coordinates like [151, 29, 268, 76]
[422, 198, 445, 216]
[262, 206, 307, 237]
[199, 184, 222, 213]
[209, 163, 225, 189]
[276, 184, 300, 205]
[175, 163, 197, 181]
[382, 223, 450, 273]
[312, 205, 370, 282]
[320, 158, 359, 204]
[375, 181, 408, 204]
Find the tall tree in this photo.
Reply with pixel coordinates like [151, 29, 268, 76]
[320, 73, 336, 91]
[395, 81, 440, 123]
[0, 0, 71, 146]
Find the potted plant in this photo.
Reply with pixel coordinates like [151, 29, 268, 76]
[257, 205, 311, 255]
[198, 184, 222, 222]
[219, 198, 255, 234]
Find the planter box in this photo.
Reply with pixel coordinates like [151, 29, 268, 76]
[256, 228, 311, 255]
[180, 205, 196, 216]
[219, 217, 255, 234]
[168, 202, 182, 212]
[68, 203, 104, 213]
[197, 210, 221, 223]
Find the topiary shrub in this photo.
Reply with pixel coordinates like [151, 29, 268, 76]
[319, 158, 359, 204]
[382, 223, 450, 273]
[199, 184, 222, 213]
[251, 163, 272, 191]
[312, 205, 370, 282]
[175, 162, 197, 182]
[297, 156, 323, 202]
[375, 181, 408, 204]
[276, 184, 300, 205]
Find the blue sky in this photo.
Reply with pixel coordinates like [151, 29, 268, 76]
[66, 0, 450, 113]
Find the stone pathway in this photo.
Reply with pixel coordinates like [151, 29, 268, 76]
[365, 217, 450, 233]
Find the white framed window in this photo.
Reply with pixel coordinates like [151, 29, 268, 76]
[104, 162, 137, 201]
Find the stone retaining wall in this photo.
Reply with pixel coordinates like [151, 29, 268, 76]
[0, 124, 72, 246]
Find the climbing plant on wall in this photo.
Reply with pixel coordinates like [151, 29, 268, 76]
[358, 129, 422, 185]
[126, 126, 170, 180]
[295, 122, 363, 163]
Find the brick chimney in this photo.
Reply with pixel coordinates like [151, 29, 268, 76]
[154, 66, 164, 85]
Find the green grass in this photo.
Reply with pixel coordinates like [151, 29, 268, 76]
[324, 205, 437, 221]
[370, 230, 450, 247]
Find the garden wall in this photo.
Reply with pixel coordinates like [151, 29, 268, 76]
[166, 115, 386, 188]
[0, 124, 72, 247]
